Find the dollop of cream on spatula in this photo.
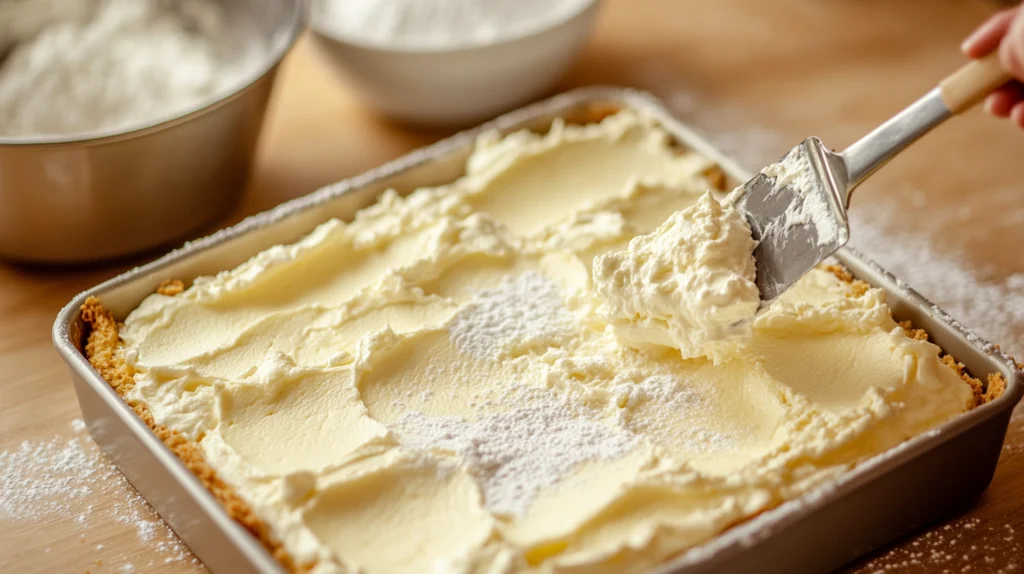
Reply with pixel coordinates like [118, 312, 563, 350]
[592, 191, 759, 363]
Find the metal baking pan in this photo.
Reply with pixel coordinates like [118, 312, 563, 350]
[53, 86, 1023, 574]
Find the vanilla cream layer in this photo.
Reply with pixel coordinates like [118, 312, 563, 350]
[593, 192, 760, 363]
[120, 112, 972, 574]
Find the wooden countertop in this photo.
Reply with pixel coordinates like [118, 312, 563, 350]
[2, 1, 1022, 572]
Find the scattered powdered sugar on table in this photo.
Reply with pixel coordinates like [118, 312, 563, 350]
[633, 62, 789, 171]
[0, 437, 96, 520]
[0, 418, 200, 570]
[449, 272, 575, 359]
[848, 204, 1024, 360]
[857, 517, 1021, 573]
[392, 386, 637, 516]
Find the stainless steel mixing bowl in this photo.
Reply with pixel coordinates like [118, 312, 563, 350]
[0, 0, 304, 263]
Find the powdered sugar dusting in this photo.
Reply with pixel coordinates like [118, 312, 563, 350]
[391, 386, 637, 516]
[449, 272, 575, 359]
[615, 375, 737, 453]
[0, 437, 96, 520]
[763, 144, 840, 247]
[848, 202, 1024, 360]
[0, 418, 199, 570]
[855, 516, 1022, 573]
[633, 62, 788, 171]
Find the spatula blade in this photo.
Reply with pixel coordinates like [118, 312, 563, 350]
[733, 138, 851, 305]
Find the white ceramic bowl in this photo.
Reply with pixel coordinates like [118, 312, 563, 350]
[307, 1, 601, 127]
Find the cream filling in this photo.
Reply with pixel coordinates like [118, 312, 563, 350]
[592, 192, 759, 363]
[120, 111, 972, 574]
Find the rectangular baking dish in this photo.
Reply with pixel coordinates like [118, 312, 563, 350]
[53, 86, 1023, 574]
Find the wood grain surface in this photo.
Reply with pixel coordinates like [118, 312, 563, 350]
[2, 1, 1022, 572]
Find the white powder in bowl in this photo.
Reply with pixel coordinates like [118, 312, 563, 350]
[0, 0, 265, 137]
[311, 0, 594, 50]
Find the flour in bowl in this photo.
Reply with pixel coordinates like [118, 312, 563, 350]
[311, 0, 594, 49]
[0, 0, 265, 137]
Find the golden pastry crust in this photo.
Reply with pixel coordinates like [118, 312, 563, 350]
[703, 165, 728, 192]
[156, 279, 185, 297]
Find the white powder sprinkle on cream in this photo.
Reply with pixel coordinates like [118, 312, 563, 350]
[449, 272, 575, 359]
[391, 386, 637, 516]
[614, 375, 737, 452]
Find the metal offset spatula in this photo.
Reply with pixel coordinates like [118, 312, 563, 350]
[735, 53, 1011, 305]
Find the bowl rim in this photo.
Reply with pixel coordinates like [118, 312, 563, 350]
[307, 0, 600, 56]
[0, 0, 305, 148]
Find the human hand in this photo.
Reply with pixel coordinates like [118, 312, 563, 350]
[962, 6, 1024, 127]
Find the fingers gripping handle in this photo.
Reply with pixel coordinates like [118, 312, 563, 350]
[939, 52, 1013, 114]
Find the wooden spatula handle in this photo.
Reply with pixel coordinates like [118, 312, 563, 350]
[939, 52, 1014, 114]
